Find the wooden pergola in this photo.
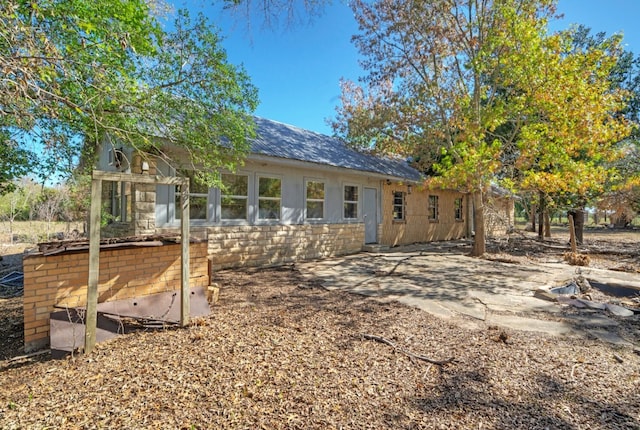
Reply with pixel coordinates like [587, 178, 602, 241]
[85, 170, 190, 354]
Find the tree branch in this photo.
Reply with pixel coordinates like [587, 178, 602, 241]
[360, 333, 455, 366]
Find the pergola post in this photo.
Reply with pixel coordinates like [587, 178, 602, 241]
[180, 181, 190, 326]
[85, 176, 102, 354]
[84, 170, 190, 354]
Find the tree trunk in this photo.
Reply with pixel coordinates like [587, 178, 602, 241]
[538, 209, 544, 239]
[568, 214, 577, 252]
[574, 208, 584, 244]
[530, 203, 537, 232]
[544, 211, 551, 238]
[567, 209, 585, 245]
[471, 190, 485, 257]
[537, 192, 545, 240]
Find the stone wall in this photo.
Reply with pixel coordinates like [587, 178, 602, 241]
[131, 154, 157, 236]
[23, 242, 208, 352]
[206, 223, 365, 270]
[101, 153, 157, 238]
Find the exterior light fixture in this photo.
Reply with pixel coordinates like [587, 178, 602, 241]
[407, 184, 412, 194]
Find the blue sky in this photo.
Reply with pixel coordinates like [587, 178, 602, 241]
[196, 0, 640, 135]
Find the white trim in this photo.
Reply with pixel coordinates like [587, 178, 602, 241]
[342, 183, 360, 220]
[392, 191, 406, 221]
[220, 172, 250, 223]
[304, 177, 326, 221]
[256, 174, 282, 222]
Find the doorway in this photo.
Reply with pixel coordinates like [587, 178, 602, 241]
[363, 187, 378, 244]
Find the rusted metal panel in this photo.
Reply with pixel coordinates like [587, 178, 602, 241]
[50, 309, 126, 359]
[50, 287, 210, 358]
[94, 287, 209, 323]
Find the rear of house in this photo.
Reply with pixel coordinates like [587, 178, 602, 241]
[23, 117, 474, 352]
[97, 117, 472, 269]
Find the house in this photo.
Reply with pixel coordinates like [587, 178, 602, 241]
[23, 117, 473, 352]
[96, 117, 472, 270]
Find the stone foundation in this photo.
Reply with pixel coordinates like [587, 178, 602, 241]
[206, 223, 365, 270]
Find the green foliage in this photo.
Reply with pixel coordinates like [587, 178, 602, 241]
[0, 179, 39, 221]
[333, 0, 636, 252]
[333, 0, 561, 191]
[1, 0, 258, 189]
[333, 0, 632, 249]
[0, 132, 34, 195]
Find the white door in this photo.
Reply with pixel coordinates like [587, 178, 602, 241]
[363, 187, 378, 244]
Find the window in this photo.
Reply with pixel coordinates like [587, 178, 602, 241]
[454, 197, 463, 221]
[221, 173, 248, 220]
[428, 195, 439, 221]
[306, 180, 325, 219]
[258, 176, 281, 220]
[393, 191, 405, 221]
[176, 171, 208, 220]
[344, 185, 359, 219]
[107, 181, 130, 222]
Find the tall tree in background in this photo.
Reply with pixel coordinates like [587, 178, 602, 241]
[508, 27, 631, 242]
[333, 0, 630, 255]
[570, 26, 640, 229]
[0, 0, 258, 189]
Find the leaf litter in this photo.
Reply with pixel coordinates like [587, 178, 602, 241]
[0, 233, 639, 429]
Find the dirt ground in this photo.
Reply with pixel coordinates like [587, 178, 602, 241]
[0, 228, 639, 429]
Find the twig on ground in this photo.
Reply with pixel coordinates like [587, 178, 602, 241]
[360, 333, 455, 366]
[8, 349, 50, 362]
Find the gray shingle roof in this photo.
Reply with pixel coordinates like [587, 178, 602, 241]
[249, 117, 423, 182]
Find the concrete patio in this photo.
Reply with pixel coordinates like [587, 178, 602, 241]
[297, 241, 640, 347]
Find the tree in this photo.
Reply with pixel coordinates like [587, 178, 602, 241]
[35, 186, 68, 240]
[222, 0, 327, 30]
[570, 26, 640, 229]
[506, 27, 631, 242]
[1, 0, 258, 188]
[0, 131, 34, 195]
[0, 178, 38, 243]
[332, 0, 631, 254]
[333, 0, 558, 255]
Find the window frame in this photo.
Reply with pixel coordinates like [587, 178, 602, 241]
[175, 170, 211, 223]
[454, 197, 464, 221]
[392, 191, 406, 222]
[220, 173, 249, 222]
[108, 181, 129, 223]
[343, 184, 359, 220]
[305, 179, 326, 221]
[257, 174, 282, 221]
[428, 195, 439, 222]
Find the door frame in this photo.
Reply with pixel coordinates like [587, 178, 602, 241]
[363, 187, 378, 244]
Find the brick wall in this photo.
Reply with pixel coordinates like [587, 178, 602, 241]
[206, 223, 365, 270]
[23, 242, 208, 352]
